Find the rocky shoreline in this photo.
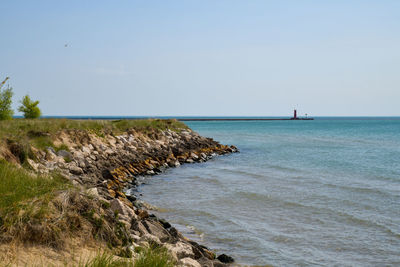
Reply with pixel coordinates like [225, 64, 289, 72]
[24, 125, 238, 266]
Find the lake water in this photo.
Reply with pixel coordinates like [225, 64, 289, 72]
[137, 118, 400, 266]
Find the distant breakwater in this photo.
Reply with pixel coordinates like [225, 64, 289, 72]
[179, 118, 314, 121]
[33, 116, 314, 121]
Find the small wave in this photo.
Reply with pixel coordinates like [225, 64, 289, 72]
[201, 177, 223, 185]
[234, 191, 400, 239]
[218, 168, 267, 179]
[235, 191, 308, 210]
[332, 210, 400, 239]
[322, 182, 399, 199]
[263, 164, 303, 173]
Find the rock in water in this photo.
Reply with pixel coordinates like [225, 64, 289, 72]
[217, 254, 234, 263]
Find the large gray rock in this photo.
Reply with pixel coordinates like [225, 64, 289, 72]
[139, 233, 161, 245]
[179, 257, 201, 267]
[81, 146, 91, 156]
[69, 165, 83, 175]
[86, 187, 99, 198]
[142, 220, 171, 242]
[131, 220, 148, 235]
[110, 198, 136, 218]
[73, 150, 84, 159]
[165, 241, 195, 260]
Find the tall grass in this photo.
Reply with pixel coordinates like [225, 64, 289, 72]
[134, 245, 175, 267]
[0, 160, 69, 229]
[81, 252, 133, 267]
[82, 245, 176, 267]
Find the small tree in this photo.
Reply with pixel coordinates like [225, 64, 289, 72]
[18, 95, 41, 119]
[0, 77, 14, 120]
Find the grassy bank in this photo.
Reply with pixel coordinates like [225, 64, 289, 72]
[0, 160, 70, 245]
[0, 159, 177, 266]
[0, 118, 188, 163]
[0, 118, 188, 140]
[0, 119, 185, 265]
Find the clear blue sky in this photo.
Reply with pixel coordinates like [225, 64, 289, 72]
[1, 0, 399, 116]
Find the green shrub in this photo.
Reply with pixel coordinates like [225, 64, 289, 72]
[81, 245, 176, 267]
[134, 244, 175, 267]
[0, 77, 14, 120]
[18, 95, 41, 119]
[81, 252, 133, 267]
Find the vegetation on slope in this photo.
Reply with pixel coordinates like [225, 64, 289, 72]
[0, 119, 187, 265]
[0, 160, 130, 249]
[0, 160, 70, 246]
[0, 118, 187, 139]
[0, 159, 177, 265]
[0, 118, 188, 164]
[82, 245, 175, 267]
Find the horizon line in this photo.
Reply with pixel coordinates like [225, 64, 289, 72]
[11, 115, 400, 118]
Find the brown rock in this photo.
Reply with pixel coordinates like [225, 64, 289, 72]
[137, 209, 149, 220]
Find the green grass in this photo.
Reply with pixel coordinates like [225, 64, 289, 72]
[81, 252, 133, 267]
[31, 135, 54, 150]
[0, 160, 70, 228]
[0, 118, 188, 140]
[133, 244, 175, 267]
[81, 245, 176, 267]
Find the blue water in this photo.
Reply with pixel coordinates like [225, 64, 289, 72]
[138, 118, 400, 266]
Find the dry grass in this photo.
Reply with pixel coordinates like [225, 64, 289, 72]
[0, 160, 70, 246]
[79, 244, 176, 267]
[0, 245, 177, 267]
[0, 118, 188, 141]
[0, 242, 106, 267]
[0, 161, 131, 250]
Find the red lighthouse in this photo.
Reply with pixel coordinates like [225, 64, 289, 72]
[292, 110, 299, 120]
[290, 109, 313, 120]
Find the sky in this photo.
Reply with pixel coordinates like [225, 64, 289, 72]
[1, 0, 399, 116]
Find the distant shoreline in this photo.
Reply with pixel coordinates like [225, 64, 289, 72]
[11, 116, 400, 121]
[179, 118, 314, 121]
